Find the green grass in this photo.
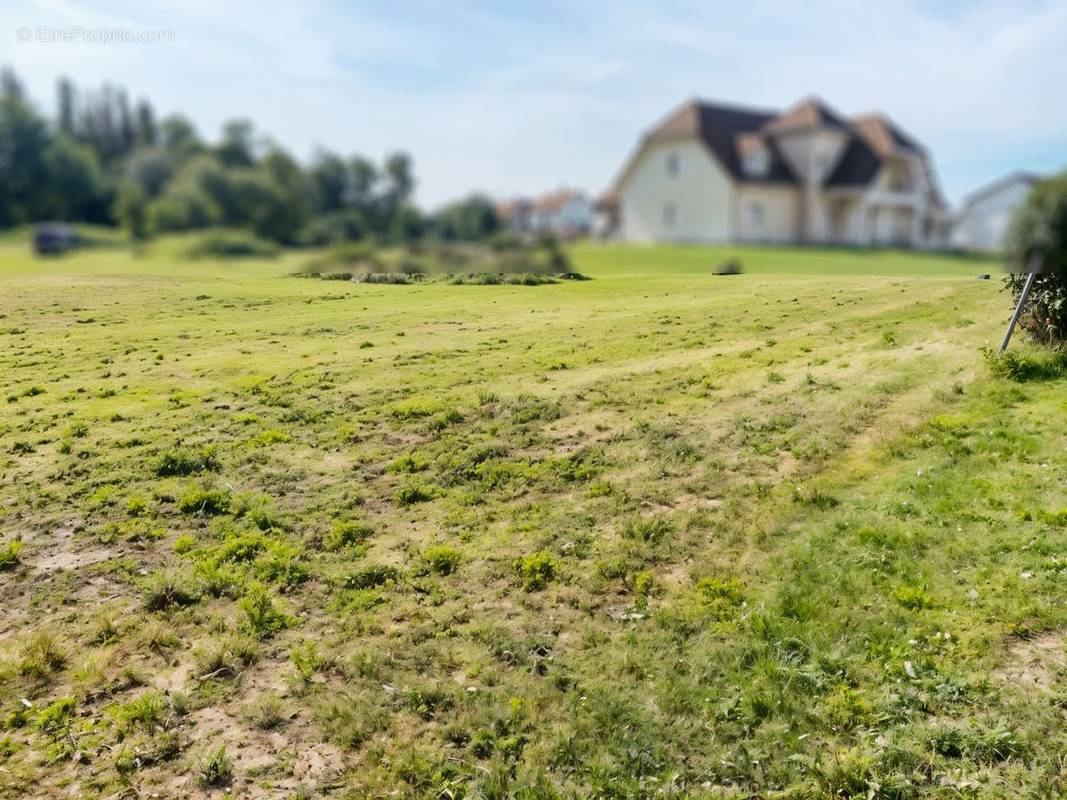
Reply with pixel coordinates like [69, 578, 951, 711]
[571, 240, 1001, 276]
[0, 235, 1063, 798]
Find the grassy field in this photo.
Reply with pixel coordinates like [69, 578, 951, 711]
[0, 238, 1064, 799]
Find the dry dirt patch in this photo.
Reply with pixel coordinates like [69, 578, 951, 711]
[994, 631, 1066, 691]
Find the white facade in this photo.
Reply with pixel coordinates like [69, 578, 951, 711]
[951, 174, 1038, 253]
[619, 140, 732, 242]
[612, 98, 949, 249]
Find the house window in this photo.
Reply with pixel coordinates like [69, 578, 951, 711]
[666, 152, 680, 177]
[747, 201, 764, 228]
[663, 202, 677, 228]
[742, 150, 769, 177]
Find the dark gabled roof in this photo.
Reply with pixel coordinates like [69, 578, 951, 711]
[850, 114, 923, 158]
[960, 171, 1042, 209]
[764, 96, 850, 134]
[824, 136, 882, 186]
[645, 100, 796, 183]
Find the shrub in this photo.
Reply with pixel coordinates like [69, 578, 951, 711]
[153, 445, 219, 477]
[193, 635, 260, 677]
[177, 485, 231, 516]
[695, 576, 745, 617]
[1005, 171, 1067, 345]
[198, 746, 234, 787]
[894, 584, 933, 610]
[19, 631, 67, 678]
[0, 540, 22, 570]
[35, 697, 76, 739]
[513, 550, 559, 591]
[620, 515, 673, 544]
[290, 641, 326, 680]
[239, 582, 292, 638]
[142, 566, 202, 611]
[324, 519, 374, 551]
[344, 565, 401, 590]
[394, 483, 434, 506]
[244, 695, 286, 730]
[184, 229, 279, 260]
[423, 545, 462, 576]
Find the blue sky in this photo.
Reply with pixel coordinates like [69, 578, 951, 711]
[2, 0, 1065, 208]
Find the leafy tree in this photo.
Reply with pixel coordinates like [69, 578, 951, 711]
[134, 100, 157, 147]
[57, 77, 76, 137]
[123, 148, 173, 198]
[216, 119, 256, 168]
[42, 136, 105, 221]
[0, 87, 51, 225]
[114, 184, 150, 240]
[1006, 170, 1067, 345]
[159, 115, 201, 157]
[309, 151, 348, 213]
[433, 195, 500, 241]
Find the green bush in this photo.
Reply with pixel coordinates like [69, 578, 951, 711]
[1005, 171, 1067, 345]
[324, 519, 374, 551]
[423, 545, 462, 576]
[513, 550, 559, 591]
[238, 582, 292, 638]
[0, 540, 22, 570]
[177, 485, 231, 515]
[183, 229, 280, 260]
[198, 746, 233, 787]
[153, 445, 219, 476]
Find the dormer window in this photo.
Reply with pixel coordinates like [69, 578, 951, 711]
[666, 152, 680, 177]
[742, 149, 770, 177]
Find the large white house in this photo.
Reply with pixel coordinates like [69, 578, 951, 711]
[951, 172, 1040, 253]
[611, 96, 950, 248]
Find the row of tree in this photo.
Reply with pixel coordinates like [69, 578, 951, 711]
[0, 66, 501, 244]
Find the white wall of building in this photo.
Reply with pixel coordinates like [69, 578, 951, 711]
[952, 180, 1033, 252]
[734, 185, 800, 242]
[619, 139, 733, 243]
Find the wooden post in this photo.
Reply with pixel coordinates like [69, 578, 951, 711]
[998, 255, 1042, 355]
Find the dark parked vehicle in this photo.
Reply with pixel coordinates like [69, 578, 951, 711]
[33, 223, 78, 255]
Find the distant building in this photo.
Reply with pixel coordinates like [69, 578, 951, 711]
[592, 191, 620, 239]
[608, 95, 950, 248]
[496, 190, 593, 238]
[495, 198, 533, 234]
[951, 172, 1041, 253]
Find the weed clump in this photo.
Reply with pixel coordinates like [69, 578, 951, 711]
[894, 584, 934, 610]
[984, 347, 1067, 382]
[141, 566, 202, 611]
[0, 539, 22, 570]
[238, 582, 292, 638]
[19, 630, 67, 678]
[513, 550, 559, 591]
[344, 565, 401, 590]
[394, 483, 434, 506]
[193, 635, 260, 678]
[422, 545, 462, 576]
[324, 519, 374, 551]
[620, 515, 673, 544]
[153, 445, 219, 476]
[197, 746, 234, 788]
[177, 485, 231, 516]
[695, 576, 745, 620]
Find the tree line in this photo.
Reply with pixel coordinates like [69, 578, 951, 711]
[0, 66, 501, 244]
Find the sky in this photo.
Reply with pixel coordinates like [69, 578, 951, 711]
[1, 0, 1066, 209]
